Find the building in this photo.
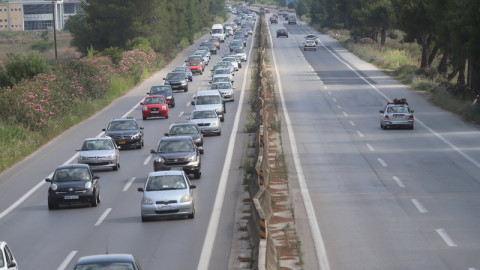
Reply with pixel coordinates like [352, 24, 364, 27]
[0, 0, 82, 32]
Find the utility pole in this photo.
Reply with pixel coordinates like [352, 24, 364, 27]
[51, 0, 58, 59]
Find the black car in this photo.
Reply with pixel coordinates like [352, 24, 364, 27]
[73, 254, 142, 270]
[147, 85, 175, 107]
[165, 123, 204, 154]
[270, 16, 278, 23]
[45, 164, 100, 209]
[150, 136, 201, 179]
[200, 42, 218, 55]
[277, 29, 288, 38]
[102, 117, 144, 149]
[163, 72, 189, 92]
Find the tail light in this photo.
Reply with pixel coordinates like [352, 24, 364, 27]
[408, 115, 414, 120]
[384, 115, 390, 120]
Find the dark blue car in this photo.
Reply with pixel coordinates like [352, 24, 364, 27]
[173, 66, 193, 82]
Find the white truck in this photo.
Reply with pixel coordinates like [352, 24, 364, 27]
[288, 13, 297, 24]
[211, 24, 226, 42]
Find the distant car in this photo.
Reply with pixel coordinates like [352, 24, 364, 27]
[209, 82, 235, 102]
[200, 42, 217, 54]
[222, 57, 240, 70]
[191, 90, 226, 122]
[165, 123, 204, 154]
[77, 137, 120, 171]
[164, 72, 189, 92]
[379, 98, 414, 129]
[186, 55, 205, 70]
[305, 34, 320, 44]
[147, 85, 175, 107]
[0, 241, 18, 270]
[207, 38, 221, 49]
[187, 61, 204, 75]
[269, 16, 278, 23]
[102, 117, 144, 149]
[230, 40, 244, 52]
[277, 29, 288, 38]
[150, 136, 201, 178]
[187, 109, 222, 136]
[45, 164, 100, 209]
[138, 170, 196, 221]
[304, 39, 317, 51]
[211, 76, 232, 84]
[211, 68, 234, 83]
[73, 254, 142, 270]
[173, 66, 193, 81]
[193, 50, 210, 65]
[140, 95, 169, 120]
[233, 48, 247, 62]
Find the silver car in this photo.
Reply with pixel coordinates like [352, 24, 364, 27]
[138, 170, 196, 221]
[379, 98, 414, 129]
[187, 109, 222, 136]
[209, 82, 235, 102]
[77, 137, 120, 171]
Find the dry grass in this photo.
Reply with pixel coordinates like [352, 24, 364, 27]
[0, 30, 81, 65]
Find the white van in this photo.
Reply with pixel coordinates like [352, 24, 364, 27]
[211, 24, 226, 42]
[288, 13, 297, 24]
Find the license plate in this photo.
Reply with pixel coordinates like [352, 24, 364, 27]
[64, 195, 79, 200]
[151, 111, 159, 114]
[118, 141, 126, 144]
[160, 205, 173, 209]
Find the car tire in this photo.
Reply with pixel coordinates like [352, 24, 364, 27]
[48, 200, 57, 210]
[141, 215, 149, 222]
[188, 207, 195, 219]
[91, 192, 98, 207]
[217, 130, 221, 136]
[184, 87, 188, 92]
[143, 116, 146, 120]
[200, 149, 204, 154]
[166, 115, 169, 119]
[194, 171, 201, 179]
[113, 162, 119, 171]
[171, 103, 175, 108]
[380, 123, 385, 129]
[220, 116, 224, 122]
[304, 48, 306, 51]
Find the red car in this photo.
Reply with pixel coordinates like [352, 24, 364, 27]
[187, 61, 203, 75]
[140, 95, 169, 120]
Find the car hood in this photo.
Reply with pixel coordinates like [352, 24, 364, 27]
[143, 189, 190, 202]
[143, 104, 167, 108]
[78, 149, 116, 158]
[189, 118, 219, 125]
[155, 152, 196, 159]
[194, 104, 222, 111]
[171, 133, 201, 141]
[52, 181, 90, 190]
[105, 130, 139, 136]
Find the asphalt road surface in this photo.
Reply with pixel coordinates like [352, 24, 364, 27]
[267, 15, 480, 270]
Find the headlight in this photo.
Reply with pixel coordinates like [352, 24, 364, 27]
[142, 197, 153, 205]
[180, 194, 192, 203]
[187, 154, 197, 162]
[181, 80, 187, 85]
[131, 133, 140, 139]
[154, 156, 165, 163]
[142, 106, 148, 111]
[107, 154, 115, 159]
[85, 182, 92, 189]
[51, 183, 58, 191]
[78, 155, 87, 161]
[162, 105, 167, 110]
[165, 81, 170, 85]
[194, 138, 202, 143]
[210, 121, 219, 127]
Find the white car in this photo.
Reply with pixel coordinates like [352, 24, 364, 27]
[77, 137, 120, 171]
[187, 109, 222, 136]
[0, 241, 18, 270]
[209, 82, 235, 102]
[233, 48, 247, 62]
[138, 170, 196, 221]
[222, 56, 241, 69]
[211, 68, 234, 83]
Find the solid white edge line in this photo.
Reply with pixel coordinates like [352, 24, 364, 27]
[123, 177, 136, 192]
[94, 208, 112, 226]
[57, 250, 78, 270]
[411, 199, 428, 213]
[317, 38, 480, 171]
[392, 176, 405, 188]
[435, 228, 457, 247]
[268, 17, 330, 270]
[196, 21, 254, 270]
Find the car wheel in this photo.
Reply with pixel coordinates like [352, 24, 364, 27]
[304, 48, 306, 51]
[113, 162, 118, 171]
[141, 215, 149, 222]
[91, 192, 98, 207]
[200, 149, 204, 154]
[217, 130, 221, 136]
[188, 207, 195, 219]
[143, 116, 146, 120]
[48, 200, 57, 210]
[380, 123, 385, 129]
[171, 103, 175, 108]
[189, 78, 193, 82]
[184, 87, 188, 92]
[194, 171, 201, 179]
[166, 115, 169, 119]
[220, 116, 224, 122]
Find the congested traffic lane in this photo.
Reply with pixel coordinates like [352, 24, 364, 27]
[268, 12, 480, 270]
[0, 16, 256, 269]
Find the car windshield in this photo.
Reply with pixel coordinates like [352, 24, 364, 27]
[387, 105, 409, 113]
[82, 139, 114, 151]
[215, 69, 230, 75]
[213, 77, 230, 83]
[188, 56, 202, 61]
[150, 86, 170, 94]
[54, 168, 91, 182]
[174, 67, 187, 72]
[166, 73, 184, 80]
[74, 262, 135, 270]
[144, 96, 166, 104]
[146, 175, 186, 191]
[192, 110, 217, 119]
[211, 83, 231, 89]
[157, 140, 194, 153]
[234, 49, 245, 53]
[187, 61, 200, 67]
[107, 120, 138, 131]
[170, 125, 199, 135]
[196, 95, 221, 105]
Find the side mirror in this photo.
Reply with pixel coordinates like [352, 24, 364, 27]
[150, 149, 157, 154]
[190, 184, 196, 189]
[379, 110, 384, 113]
[138, 187, 144, 192]
[76, 149, 81, 151]
[102, 128, 106, 132]
[140, 127, 144, 130]
[186, 116, 191, 120]
[45, 178, 52, 183]
[191, 101, 195, 105]
[140, 102, 144, 105]
[93, 175, 100, 180]
[164, 133, 169, 136]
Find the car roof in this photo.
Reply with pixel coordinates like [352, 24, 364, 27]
[75, 254, 136, 265]
[169, 122, 199, 128]
[160, 136, 193, 142]
[148, 170, 184, 177]
[109, 118, 137, 123]
[55, 164, 90, 170]
[195, 90, 222, 96]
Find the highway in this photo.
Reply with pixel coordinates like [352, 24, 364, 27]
[267, 14, 480, 270]
[0, 18, 255, 269]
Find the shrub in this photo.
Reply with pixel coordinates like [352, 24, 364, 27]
[126, 37, 153, 54]
[30, 40, 54, 53]
[101, 47, 123, 65]
[0, 52, 50, 87]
